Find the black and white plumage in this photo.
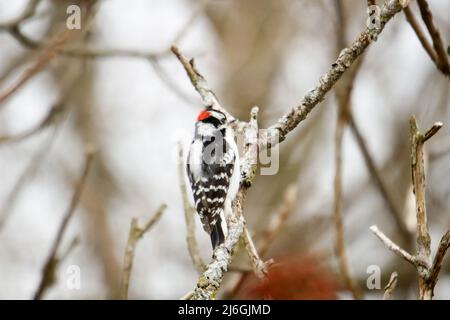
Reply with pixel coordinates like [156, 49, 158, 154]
[186, 108, 240, 249]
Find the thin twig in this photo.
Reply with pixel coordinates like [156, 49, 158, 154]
[403, 6, 438, 66]
[416, 0, 450, 75]
[259, 184, 298, 256]
[242, 228, 272, 280]
[33, 149, 95, 300]
[334, 109, 362, 299]
[180, 290, 194, 300]
[170, 46, 235, 122]
[0, 75, 75, 144]
[0, 127, 59, 229]
[370, 225, 417, 265]
[428, 231, 450, 288]
[177, 142, 205, 273]
[383, 272, 398, 300]
[0, 0, 41, 29]
[348, 113, 412, 243]
[0, 30, 71, 106]
[226, 184, 298, 299]
[333, 0, 363, 299]
[121, 204, 167, 300]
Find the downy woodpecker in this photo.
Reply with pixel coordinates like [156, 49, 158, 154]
[186, 108, 240, 249]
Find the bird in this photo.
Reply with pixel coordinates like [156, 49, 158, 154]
[186, 107, 240, 249]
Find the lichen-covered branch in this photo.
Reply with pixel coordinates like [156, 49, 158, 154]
[121, 204, 167, 299]
[191, 214, 245, 300]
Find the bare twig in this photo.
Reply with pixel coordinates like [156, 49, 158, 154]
[242, 227, 272, 280]
[0, 30, 71, 106]
[180, 290, 194, 300]
[416, 0, 450, 75]
[334, 107, 362, 299]
[348, 113, 412, 243]
[259, 184, 298, 256]
[0, 74, 75, 144]
[428, 231, 450, 288]
[403, 6, 438, 66]
[33, 149, 95, 300]
[177, 142, 205, 273]
[0, 127, 59, 229]
[0, 0, 41, 29]
[371, 117, 448, 300]
[370, 225, 418, 265]
[170, 46, 235, 122]
[383, 272, 398, 300]
[121, 204, 167, 300]
[332, 1, 363, 299]
[226, 184, 298, 299]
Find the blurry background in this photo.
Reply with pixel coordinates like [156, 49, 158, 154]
[0, 0, 449, 299]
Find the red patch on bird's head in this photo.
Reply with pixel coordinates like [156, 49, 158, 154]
[197, 110, 211, 121]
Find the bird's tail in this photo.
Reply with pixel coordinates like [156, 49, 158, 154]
[210, 214, 227, 249]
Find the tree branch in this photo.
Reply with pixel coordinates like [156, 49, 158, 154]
[0, 0, 41, 30]
[370, 225, 418, 266]
[170, 46, 235, 122]
[242, 227, 272, 280]
[33, 149, 95, 300]
[348, 113, 412, 243]
[416, 0, 450, 75]
[121, 204, 167, 299]
[403, 6, 438, 68]
[371, 117, 448, 300]
[428, 231, 450, 289]
[332, 1, 363, 299]
[0, 30, 71, 106]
